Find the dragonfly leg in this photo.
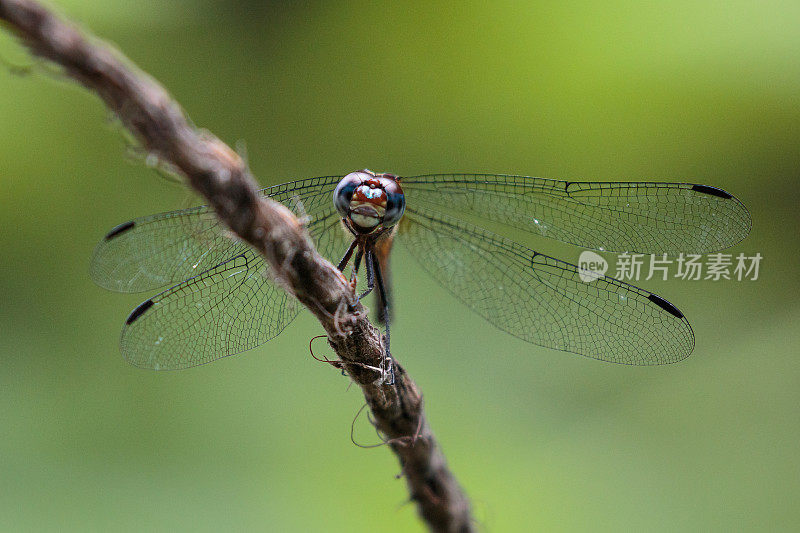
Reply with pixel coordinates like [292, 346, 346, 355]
[372, 252, 394, 385]
[373, 231, 395, 325]
[337, 239, 358, 272]
[355, 248, 375, 303]
[350, 248, 364, 292]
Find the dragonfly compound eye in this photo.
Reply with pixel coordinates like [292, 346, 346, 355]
[333, 173, 361, 217]
[382, 184, 405, 227]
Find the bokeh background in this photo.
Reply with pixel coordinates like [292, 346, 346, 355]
[1, 1, 798, 531]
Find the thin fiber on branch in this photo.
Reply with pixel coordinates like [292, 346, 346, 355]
[0, 0, 473, 530]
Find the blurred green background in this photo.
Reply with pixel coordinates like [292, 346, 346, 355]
[1, 1, 798, 531]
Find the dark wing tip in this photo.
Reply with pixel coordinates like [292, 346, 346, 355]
[691, 184, 733, 200]
[647, 293, 684, 319]
[126, 299, 154, 325]
[105, 220, 136, 240]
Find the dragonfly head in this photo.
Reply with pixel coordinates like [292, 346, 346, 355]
[334, 170, 405, 234]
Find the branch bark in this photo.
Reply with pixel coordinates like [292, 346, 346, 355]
[0, 0, 473, 531]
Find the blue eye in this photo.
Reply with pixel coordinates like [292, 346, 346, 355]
[383, 190, 406, 226]
[333, 175, 359, 217]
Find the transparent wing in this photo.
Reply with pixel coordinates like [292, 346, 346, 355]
[398, 208, 695, 365]
[120, 252, 300, 369]
[90, 175, 350, 292]
[92, 176, 353, 369]
[401, 174, 751, 254]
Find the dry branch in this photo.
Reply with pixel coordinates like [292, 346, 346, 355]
[0, 0, 474, 531]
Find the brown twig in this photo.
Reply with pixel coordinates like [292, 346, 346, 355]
[0, 0, 473, 531]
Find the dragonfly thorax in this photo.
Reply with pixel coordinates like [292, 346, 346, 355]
[333, 170, 405, 234]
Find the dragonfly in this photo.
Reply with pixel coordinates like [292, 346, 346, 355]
[91, 170, 750, 375]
